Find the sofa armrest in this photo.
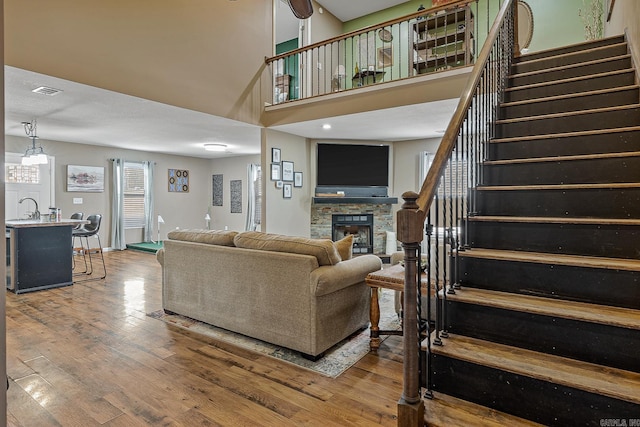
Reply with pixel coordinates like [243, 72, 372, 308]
[311, 254, 382, 297]
[156, 248, 164, 266]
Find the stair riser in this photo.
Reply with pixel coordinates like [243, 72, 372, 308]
[504, 71, 635, 102]
[476, 187, 640, 217]
[457, 256, 639, 309]
[510, 56, 631, 87]
[489, 130, 640, 160]
[515, 36, 626, 62]
[500, 88, 639, 119]
[446, 301, 640, 371]
[464, 221, 640, 259]
[430, 355, 638, 426]
[512, 43, 629, 74]
[483, 156, 640, 185]
[497, 107, 640, 138]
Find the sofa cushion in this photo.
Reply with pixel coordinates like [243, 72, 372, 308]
[167, 229, 238, 246]
[334, 234, 353, 261]
[234, 231, 341, 266]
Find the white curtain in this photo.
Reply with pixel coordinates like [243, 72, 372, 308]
[245, 163, 261, 231]
[143, 161, 154, 241]
[111, 158, 126, 250]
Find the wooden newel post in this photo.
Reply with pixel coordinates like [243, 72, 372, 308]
[396, 191, 425, 427]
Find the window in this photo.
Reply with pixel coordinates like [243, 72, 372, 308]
[5, 163, 40, 184]
[123, 162, 145, 228]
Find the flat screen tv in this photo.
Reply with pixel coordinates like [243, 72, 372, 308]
[316, 143, 389, 187]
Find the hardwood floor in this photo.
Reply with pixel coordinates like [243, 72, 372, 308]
[6, 250, 403, 426]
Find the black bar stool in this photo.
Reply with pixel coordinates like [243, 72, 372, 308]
[70, 212, 86, 272]
[73, 214, 106, 282]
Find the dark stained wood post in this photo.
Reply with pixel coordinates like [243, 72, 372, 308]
[396, 191, 425, 427]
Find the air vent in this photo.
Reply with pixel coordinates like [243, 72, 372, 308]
[32, 86, 63, 96]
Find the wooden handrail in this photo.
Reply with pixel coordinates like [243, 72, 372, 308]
[266, 0, 474, 64]
[413, 0, 516, 220]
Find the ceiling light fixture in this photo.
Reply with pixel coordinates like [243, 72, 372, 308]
[32, 86, 63, 96]
[21, 119, 48, 165]
[322, 124, 332, 130]
[204, 143, 227, 152]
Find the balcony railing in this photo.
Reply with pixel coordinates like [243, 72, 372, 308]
[266, 0, 487, 105]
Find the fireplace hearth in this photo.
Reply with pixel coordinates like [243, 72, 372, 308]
[332, 214, 373, 254]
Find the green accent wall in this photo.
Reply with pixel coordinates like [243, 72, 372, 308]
[276, 38, 299, 100]
[343, 1, 435, 33]
[342, 0, 594, 54]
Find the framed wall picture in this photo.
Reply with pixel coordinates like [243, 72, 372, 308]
[282, 161, 294, 181]
[283, 183, 292, 199]
[272, 147, 281, 163]
[294, 171, 303, 188]
[377, 46, 393, 68]
[169, 169, 189, 192]
[67, 165, 105, 192]
[270, 163, 281, 181]
[212, 174, 223, 206]
[275, 180, 283, 189]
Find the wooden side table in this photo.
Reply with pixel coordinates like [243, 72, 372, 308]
[365, 263, 432, 352]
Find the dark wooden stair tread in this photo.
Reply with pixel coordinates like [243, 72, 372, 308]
[425, 334, 640, 405]
[468, 215, 640, 225]
[490, 125, 640, 144]
[504, 68, 634, 93]
[514, 36, 625, 63]
[444, 287, 640, 330]
[477, 182, 640, 191]
[458, 248, 640, 271]
[424, 391, 544, 427]
[508, 54, 632, 80]
[511, 42, 628, 68]
[483, 150, 640, 166]
[495, 104, 640, 125]
[499, 85, 639, 108]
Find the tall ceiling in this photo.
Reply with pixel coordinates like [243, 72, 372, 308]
[5, 1, 453, 160]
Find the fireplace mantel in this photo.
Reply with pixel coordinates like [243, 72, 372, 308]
[312, 196, 398, 204]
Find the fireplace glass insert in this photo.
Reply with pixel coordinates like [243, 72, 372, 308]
[332, 214, 374, 254]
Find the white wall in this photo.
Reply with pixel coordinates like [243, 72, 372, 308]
[263, 128, 311, 236]
[391, 137, 441, 227]
[6, 135, 213, 246]
[605, 0, 640, 65]
[209, 154, 261, 232]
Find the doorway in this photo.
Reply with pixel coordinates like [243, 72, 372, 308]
[5, 153, 55, 220]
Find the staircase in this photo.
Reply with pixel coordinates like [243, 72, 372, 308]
[422, 35, 640, 426]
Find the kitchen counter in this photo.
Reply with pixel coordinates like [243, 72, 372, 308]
[6, 218, 87, 228]
[6, 218, 88, 293]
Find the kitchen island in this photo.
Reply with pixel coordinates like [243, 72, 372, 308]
[6, 218, 87, 293]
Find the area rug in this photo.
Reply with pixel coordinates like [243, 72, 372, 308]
[147, 289, 400, 378]
[126, 241, 163, 253]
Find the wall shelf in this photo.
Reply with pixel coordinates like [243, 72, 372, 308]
[412, 4, 474, 75]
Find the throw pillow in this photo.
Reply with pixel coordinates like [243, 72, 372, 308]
[334, 234, 353, 261]
[234, 231, 341, 266]
[167, 229, 238, 246]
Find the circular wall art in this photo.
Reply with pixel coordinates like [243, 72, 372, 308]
[378, 28, 393, 42]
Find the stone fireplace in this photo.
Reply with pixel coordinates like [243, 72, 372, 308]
[310, 202, 395, 255]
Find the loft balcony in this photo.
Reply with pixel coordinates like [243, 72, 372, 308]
[263, 0, 488, 125]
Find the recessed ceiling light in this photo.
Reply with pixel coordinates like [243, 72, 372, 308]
[32, 86, 63, 96]
[204, 143, 227, 152]
[322, 124, 331, 130]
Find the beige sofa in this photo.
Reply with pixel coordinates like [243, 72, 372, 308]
[156, 229, 382, 358]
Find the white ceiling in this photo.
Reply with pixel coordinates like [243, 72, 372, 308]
[5, 66, 262, 159]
